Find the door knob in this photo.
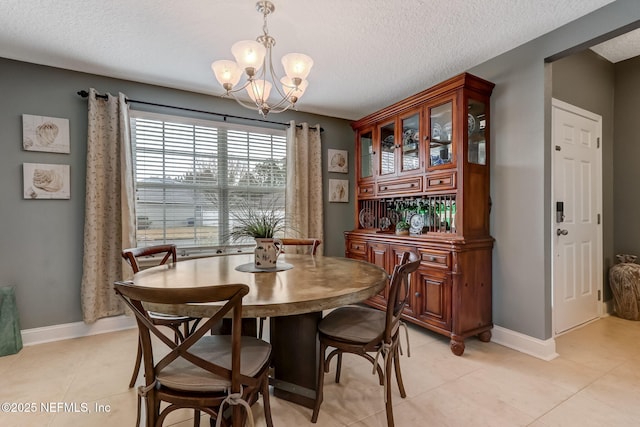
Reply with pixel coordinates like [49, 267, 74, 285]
[556, 228, 568, 236]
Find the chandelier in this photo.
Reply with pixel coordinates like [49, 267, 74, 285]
[211, 1, 313, 117]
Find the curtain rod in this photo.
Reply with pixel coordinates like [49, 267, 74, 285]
[76, 90, 323, 132]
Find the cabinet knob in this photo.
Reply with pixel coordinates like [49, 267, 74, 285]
[429, 256, 436, 262]
[424, 135, 430, 141]
[414, 292, 421, 297]
[363, 189, 368, 193]
[434, 180, 442, 184]
[410, 183, 415, 187]
[383, 186, 387, 190]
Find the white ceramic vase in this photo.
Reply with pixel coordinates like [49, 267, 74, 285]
[254, 238, 282, 269]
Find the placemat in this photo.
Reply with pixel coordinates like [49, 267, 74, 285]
[235, 262, 294, 273]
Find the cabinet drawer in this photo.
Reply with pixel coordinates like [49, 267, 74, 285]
[377, 177, 422, 195]
[426, 172, 456, 191]
[347, 239, 367, 256]
[357, 183, 375, 198]
[419, 248, 450, 269]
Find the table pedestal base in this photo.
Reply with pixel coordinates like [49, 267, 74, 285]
[269, 312, 321, 408]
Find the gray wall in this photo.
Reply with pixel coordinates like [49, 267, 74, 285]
[0, 58, 355, 329]
[551, 49, 615, 300]
[613, 56, 640, 259]
[470, 0, 640, 339]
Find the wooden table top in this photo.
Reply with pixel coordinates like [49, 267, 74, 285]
[132, 253, 388, 318]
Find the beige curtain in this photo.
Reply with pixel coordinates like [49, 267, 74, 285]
[81, 89, 136, 323]
[286, 122, 323, 253]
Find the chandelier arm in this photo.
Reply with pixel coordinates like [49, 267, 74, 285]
[267, 52, 290, 100]
[262, 85, 297, 111]
[227, 92, 268, 111]
[248, 80, 268, 108]
[265, 103, 295, 114]
[266, 90, 298, 113]
[223, 79, 252, 96]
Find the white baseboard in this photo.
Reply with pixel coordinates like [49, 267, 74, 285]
[20, 317, 561, 363]
[21, 315, 137, 346]
[491, 325, 558, 361]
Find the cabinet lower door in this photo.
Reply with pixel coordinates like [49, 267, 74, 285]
[389, 245, 419, 317]
[414, 268, 451, 330]
[367, 242, 390, 307]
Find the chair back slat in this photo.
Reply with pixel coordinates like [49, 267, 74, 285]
[385, 252, 420, 342]
[277, 238, 321, 255]
[122, 244, 177, 273]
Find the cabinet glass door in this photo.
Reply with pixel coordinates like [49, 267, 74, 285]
[401, 112, 420, 173]
[359, 129, 374, 179]
[379, 121, 396, 175]
[468, 99, 487, 165]
[428, 101, 453, 167]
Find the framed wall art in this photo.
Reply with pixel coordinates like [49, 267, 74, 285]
[23, 163, 70, 199]
[22, 114, 70, 153]
[328, 149, 348, 173]
[328, 179, 349, 203]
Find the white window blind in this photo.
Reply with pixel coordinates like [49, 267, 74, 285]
[130, 110, 286, 251]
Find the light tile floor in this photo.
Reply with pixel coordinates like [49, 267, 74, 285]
[1, 315, 639, 426]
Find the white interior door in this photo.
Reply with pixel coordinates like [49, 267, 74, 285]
[552, 99, 602, 335]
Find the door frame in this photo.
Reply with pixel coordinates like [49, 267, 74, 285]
[550, 98, 604, 336]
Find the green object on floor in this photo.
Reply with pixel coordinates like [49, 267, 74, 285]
[0, 286, 23, 356]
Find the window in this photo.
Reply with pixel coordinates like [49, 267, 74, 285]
[130, 110, 286, 253]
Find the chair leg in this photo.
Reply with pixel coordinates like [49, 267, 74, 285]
[149, 394, 161, 427]
[261, 373, 274, 427]
[188, 318, 202, 336]
[311, 341, 328, 423]
[393, 345, 406, 398]
[129, 335, 143, 388]
[384, 351, 395, 427]
[335, 353, 342, 383]
[183, 321, 190, 342]
[258, 317, 265, 339]
[193, 409, 200, 427]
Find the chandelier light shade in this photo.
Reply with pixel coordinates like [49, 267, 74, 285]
[211, 1, 313, 117]
[231, 40, 266, 72]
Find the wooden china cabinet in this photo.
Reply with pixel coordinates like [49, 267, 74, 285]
[345, 73, 494, 355]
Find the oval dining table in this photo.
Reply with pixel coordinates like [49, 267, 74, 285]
[130, 252, 388, 408]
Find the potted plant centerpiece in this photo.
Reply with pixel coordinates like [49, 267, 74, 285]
[227, 198, 288, 269]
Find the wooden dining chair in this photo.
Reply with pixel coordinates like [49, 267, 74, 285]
[311, 252, 420, 427]
[121, 244, 201, 388]
[276, 238, 321, 255]
[257, 238, 322, 339]
[114, 281, 273, 427]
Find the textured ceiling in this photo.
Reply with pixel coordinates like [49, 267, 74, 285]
[0, 0, 622, 120]
[590, 27, 640, 63]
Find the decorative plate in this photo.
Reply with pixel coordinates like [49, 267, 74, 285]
[468, 113, 476, 134]
[443, 122, 452, 140]
[359, 208, 375, 229]
[431, 122, 442, 141]
[382, 134, 395, 149]
[387, 210, 401, 225]
[409, 213, 424, 234]
[379, 216, 391, 231]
